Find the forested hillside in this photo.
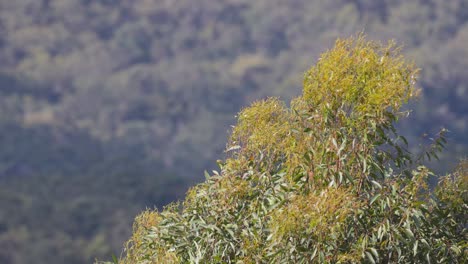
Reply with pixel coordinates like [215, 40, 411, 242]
[0, 0, 467, 263]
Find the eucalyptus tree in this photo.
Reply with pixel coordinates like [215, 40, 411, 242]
[115, 35, 467, 264]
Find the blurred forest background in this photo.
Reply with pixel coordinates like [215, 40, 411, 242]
[0, 0, 466, 263]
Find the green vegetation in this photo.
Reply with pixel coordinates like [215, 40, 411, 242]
[116, 36, 467, 263]
[0, 0, 467, 263]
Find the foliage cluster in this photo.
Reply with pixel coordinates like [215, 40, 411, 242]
[116, 36, 467, 263]
[0, 1, 467, 262]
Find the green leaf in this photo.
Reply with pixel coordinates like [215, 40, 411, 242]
[111, 254, 119, 264]
[404, 228, 414, 240]
[226, 145, 241, 152]
[338, 139, 346, 155]
[400, 136, 408, 146]
[332, 138, 338, 149]
[450, 245, 461, 255]
[371, 180, 382, 189]
[370, 194, 381, 205]
[204, 170, 211, 180]
[311, 247, 318, 260]
[370, 247, 379, 260]
[365, 251, 376, 264]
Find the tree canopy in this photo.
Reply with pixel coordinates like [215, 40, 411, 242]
[1, 1, 467, 262]
[115, 36, 467, 263]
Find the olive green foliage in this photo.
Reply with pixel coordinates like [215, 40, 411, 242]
[1, 1, 468, 262]
[116, 36, 467, 263]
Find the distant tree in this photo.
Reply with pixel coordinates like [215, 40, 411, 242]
[112, 35, 467, 263]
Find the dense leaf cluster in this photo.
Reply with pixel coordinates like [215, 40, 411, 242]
[116, 37, 467, 263]
[0, 1, 467, 262]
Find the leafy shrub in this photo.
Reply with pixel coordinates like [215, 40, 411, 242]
[112, 35, 467, 263]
